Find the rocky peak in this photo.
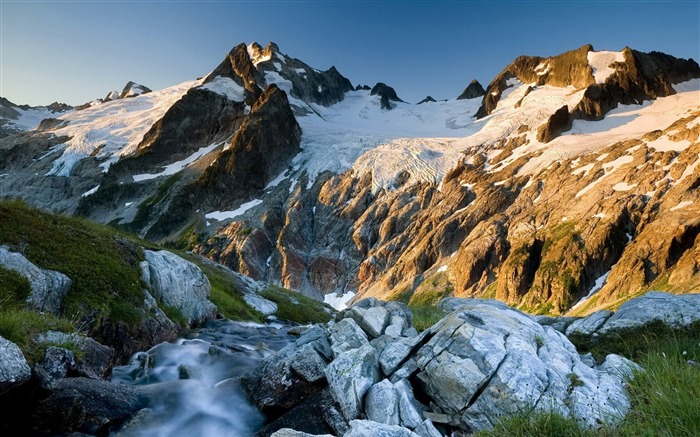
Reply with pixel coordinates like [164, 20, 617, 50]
[475, 44, 700, 142]
[119, 81, 152, 99]
[355, 84, 371, 91]
[456, 79, 485, 100]
[204, 43, 264, 104]
[417, 96, 436, 104]
[370, 82, 404, 110]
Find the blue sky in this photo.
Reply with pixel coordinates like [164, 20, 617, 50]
[2, 1, 699, 106]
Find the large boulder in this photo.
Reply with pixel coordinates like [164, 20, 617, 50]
[324, 344, 380, 421]
[0, 336, 31, 395]
[414, 301, 636, 431]
[140, 250, 217, 325]
[0, 246, 72, 315]
[597, 292, 700, 334]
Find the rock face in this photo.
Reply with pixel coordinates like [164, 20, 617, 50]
[0, 246, 72, 315]
[242, 298, 636, 436]
[417, 96, 437, 104]
[0, 336, 31, 395]
[456, 80, 486, 100]
[140, 250, 217, 324]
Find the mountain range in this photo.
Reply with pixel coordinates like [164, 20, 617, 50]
[1, 41, 699, 317]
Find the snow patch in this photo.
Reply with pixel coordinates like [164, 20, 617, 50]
[612, 182, 636, 191]
[81, 185, 100, 197]
[133, 142, 222, 182]
[205, 199, 263, 221]
[670, 200, 693, 212]
[199, 76, 245, 101]
[323, 291, 355, 311]
[572, 270, 611, 309]
[437, 265, 448, 273]
[587, 51, 624, 84]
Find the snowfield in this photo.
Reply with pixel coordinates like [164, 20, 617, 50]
[46, 79, 201, 176]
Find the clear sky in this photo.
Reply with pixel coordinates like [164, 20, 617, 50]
[2, 1, 699, 106]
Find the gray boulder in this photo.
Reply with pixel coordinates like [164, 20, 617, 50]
[325, 344, 380, 421]
[414, 302, 636, 431]
[566, 310, 613, 336]
[328, 318, 369, 356]
[244, 292, 278, 315]
[0, 336, 31, 394]
[35, 331, 115, 379]
[365, 379, 400, 425]
[140, 250, 217, 325]
[597, 292, 700, 334]
[0, 246, 72, 315]
[344, 420, 420, 437]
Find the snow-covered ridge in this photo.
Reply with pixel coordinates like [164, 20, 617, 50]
[46, 79, 200, 176]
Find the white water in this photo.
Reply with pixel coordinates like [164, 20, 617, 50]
[111, 320, 295, 437]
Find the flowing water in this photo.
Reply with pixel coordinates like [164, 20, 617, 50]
[110, 319, 296, 437]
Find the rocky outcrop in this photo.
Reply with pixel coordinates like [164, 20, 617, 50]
[371, 83, 404, 110]
[140, 250, 217, 325]
[0, 336, 31, 395]
[242, 298, 636, 436]
[0, 246, 72, 315]
[456, 80, 486, 100]
[417, 96, 436, 104]
[119, 81, 152, 98]
[566, 292, 700, 338]
[476, 45, 700, 129]
[536, 105, 572, 143]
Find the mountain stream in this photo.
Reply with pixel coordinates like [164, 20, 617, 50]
[110, 319, 296, 437]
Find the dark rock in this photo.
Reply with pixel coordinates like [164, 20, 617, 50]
[119, 81, 152, 99]
[259, 389, 345, 436]
[34, 331, 115, 380]
[241, 339, 329, 413]
[536, 105, 572, 142]
[30, 377, 145, 435]
[417, 96, 437, 104]
[356, 84, 371, 91]
[456, 80, 486, 100]
[35, 346, 77, 388]
[371, 83, 404, 110]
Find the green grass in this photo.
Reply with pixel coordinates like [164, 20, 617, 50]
[0, 309, 75, 363]
[386, 285, 446, 332]
[0, 200, 145, 329]
[475, 323, 700, 437]
[408, 304, 446, 332]
[0, 266, 31, 308]
[409, 272, 453, 306]
[260, 286, 334, 325]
